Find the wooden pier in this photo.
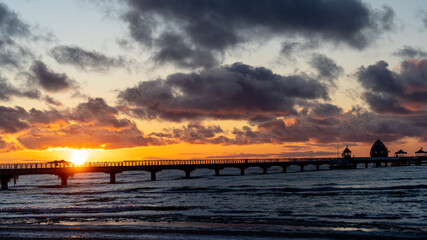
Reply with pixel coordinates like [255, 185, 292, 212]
[0, 157, 426, 190]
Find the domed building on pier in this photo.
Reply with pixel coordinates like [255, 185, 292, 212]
[370, 139, 389, 157]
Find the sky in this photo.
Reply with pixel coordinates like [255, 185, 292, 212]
[1, 0, 427, 163]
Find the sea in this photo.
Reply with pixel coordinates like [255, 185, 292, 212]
[0, 164, 426, 239]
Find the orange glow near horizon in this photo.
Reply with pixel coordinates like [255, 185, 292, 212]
[0, 137, 425, 164]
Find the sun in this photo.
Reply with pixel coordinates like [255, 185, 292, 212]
[70, 149, 89, 165]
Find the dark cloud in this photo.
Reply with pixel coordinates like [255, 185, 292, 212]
[0, 106, 29, 133]
[0, 3, 29, 37]
[356, 59, 427, 114]
[123, 0, 394, 67]
[27, 108, 65, 125]
[309, 54, 344, 82]
[150, 103, 427, 146]
[0, 2, 33, 69]
[152, 32, 218, 68]
[50, 45, 129, 72]
[356, 61, 403, 96]
[0, 40, 33, 69]
[70, 98, 133, 129]
[362, 92, 411, 114]
[393, 46, 427, 59]
[0, 75, 41, 101]
[150, 122, 226, 144]
[235, 107, 424, 145]
[421, 10, 427, 29]
[27, 60, 76, 92]
[280, 41, 299, 57]
[280, 39, 319, 59]
[309, 103, 343, 117]
[44, 95, 63, 106]
[119, 62, 329, 121]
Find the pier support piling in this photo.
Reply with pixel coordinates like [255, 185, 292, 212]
[315, 165, 320, 171]
[365, 163, 368, 168]
[60, 175, 68, 186]
[240, 168, 245, 175]
[1, 176, 10, 190]
[109, 173, 116, 184]
[184, 169, 192, 179]
[375, 162, 381, 168]
[299, 165, 304, 172]
[150, 171, 157, 181]
[262, 167, 268, 174]
[281, 166, 287, 173]
[215, 169, 220, 176]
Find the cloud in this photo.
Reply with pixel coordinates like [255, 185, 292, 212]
[0, 98, 166, 150]
[44, 95, 63, 106]
[150, 122, 228, 145]
[151, 32, 218, 68]
[356, 61, 403, 96]
[0, 75, 40, 101]
[0, 74, 67, 106]
[17, 124, 161, 150]
[123, 0, 394, 67]
[27, 60, 77, 92]
[50, 45, 129, 72]
[0, 137, 21, 153]
[0, 3, 34, 69]
[393, 46, 427, 59]
[0, 106, 29, 133]
[234, 107, 424, 144]
[280, 39, 319, 60]
[119, 62, 329, 121]
[421, 10, 427, 29]
[27, 108, 65, 125]
[309, 54, 344, 82]
[70, 98, 133, 129]
[149, 103, 427, 146]
[356, 59, 427, 114]
[362, 92, 411, 114]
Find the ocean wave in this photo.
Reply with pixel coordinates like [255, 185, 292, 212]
[0, 205, 193, 214]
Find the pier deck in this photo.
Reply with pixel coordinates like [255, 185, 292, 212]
[1, 157, 426, 190]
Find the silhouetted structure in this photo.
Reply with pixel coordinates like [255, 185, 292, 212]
[1, 141, 427, 190]
[370, 139, 388, 157]
[415, 148, 426, 157]
[329, 146, 355, 169]
[342, 146, 351, 159]
[394, 150, 407, 157]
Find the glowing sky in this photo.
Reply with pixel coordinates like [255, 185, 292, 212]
[1, 0, 427, 162]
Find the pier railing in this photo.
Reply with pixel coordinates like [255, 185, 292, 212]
[0, 158, 330, 169]
[1, 156, 426, 170]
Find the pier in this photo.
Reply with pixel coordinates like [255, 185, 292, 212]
[0, 157, 426, 190]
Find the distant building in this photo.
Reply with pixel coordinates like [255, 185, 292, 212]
[394, 150, 407, 157]
[415, 148, 426, 157]
[342, 146, 351, 159]
[370, 139, 388, 157]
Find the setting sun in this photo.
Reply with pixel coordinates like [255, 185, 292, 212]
[70, 149, 89, 165]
